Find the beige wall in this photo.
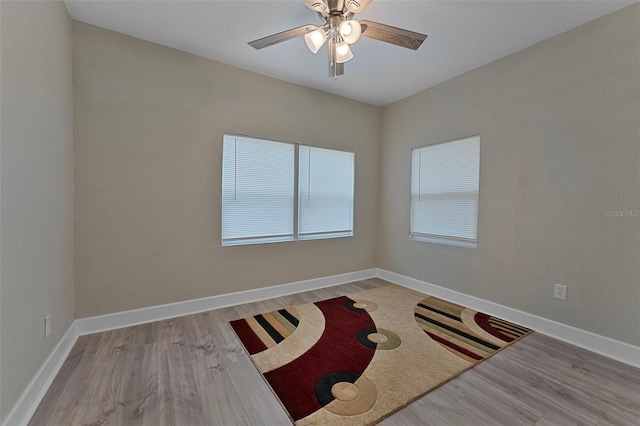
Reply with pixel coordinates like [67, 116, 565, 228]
[0, 1, 74, 419]
[379, 4, 640, 346]
[73, 22, 380, 318]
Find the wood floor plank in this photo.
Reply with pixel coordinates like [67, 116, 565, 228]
[162, 345, 206, 426]
[30, 279, 640, 425]
[456, 368, 545, 424]
[504, 354, 639, 424]
[67, 332, 132, 425]
[117, 343, 159, 425]
[501, 335, 640, 417]
[478, 350, 604, 425]
[28, 334, 102, 426]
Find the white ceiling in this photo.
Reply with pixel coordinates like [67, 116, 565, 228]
[64, 0, 635, 106]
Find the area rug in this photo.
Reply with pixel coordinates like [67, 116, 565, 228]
[230, 284, 531, 425]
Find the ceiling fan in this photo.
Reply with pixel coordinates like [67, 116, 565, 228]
[248, 0, 428, 77]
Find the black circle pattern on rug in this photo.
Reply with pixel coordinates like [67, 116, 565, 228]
[315, 371, 360, 406]
[356, 327, 401, 350]
[344, 298, 378, 313]
[344, 299, 368, 313]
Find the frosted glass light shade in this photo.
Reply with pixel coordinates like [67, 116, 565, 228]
[338, 20, 362, 44]
[335, 41, 353, 63]
[304, 28, 327, 54]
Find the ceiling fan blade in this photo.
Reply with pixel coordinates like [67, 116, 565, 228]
[359, 20, 427, 51]
[248, 25, 317, 50]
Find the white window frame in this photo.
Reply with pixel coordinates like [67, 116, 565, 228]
[222, 133, 354, 247]
[410, 135, 480, 248]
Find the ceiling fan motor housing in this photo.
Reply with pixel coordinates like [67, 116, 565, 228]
[327, 0, 345, 13]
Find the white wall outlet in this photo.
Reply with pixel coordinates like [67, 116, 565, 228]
[554, 284, 568, 301]
[44, 314, 51, 339]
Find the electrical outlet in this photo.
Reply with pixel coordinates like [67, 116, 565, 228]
[554, 284, 568, 301]
[44, 314, 51, 339]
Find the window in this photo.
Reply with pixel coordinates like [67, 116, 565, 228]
[298, 146, 354, 239]
[222, 135, 295, 245]
[222, 134, 354, 246]
[410, 135, 480, 248]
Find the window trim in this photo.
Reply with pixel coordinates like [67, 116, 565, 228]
[409, 135, 480, 249]
[221, 133, 355, 247]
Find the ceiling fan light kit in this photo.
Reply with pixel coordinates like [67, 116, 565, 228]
[248, 0, 428, 77]
[304, 27, 328, 53]
[338, 20, 362, 44]
[335, 39, 353, 63]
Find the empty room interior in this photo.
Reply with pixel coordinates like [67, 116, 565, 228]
[1, 0, 639, 425]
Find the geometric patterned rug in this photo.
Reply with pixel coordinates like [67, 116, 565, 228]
[230, 284, 531, 424]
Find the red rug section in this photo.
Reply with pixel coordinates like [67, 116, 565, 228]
[474, 312, 514, 342]
[230, 317, 268, 354]
[261, 296, 376, 421]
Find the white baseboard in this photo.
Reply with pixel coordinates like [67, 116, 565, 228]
[2, 322, 78, 426]
[377, 268, 640, 368]
[5, 267, 638, 426]
[74, 268, 378, 336]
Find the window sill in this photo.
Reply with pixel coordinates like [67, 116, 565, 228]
[410, 233, 477, 248]
[223, 232, 353, 247]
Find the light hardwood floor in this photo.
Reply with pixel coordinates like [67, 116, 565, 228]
[30, 278, 640, 425]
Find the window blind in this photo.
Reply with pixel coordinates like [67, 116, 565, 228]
[410, 136, 480, 246]
[298, 146, 354, 239]
[222, 135, 294, 245]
